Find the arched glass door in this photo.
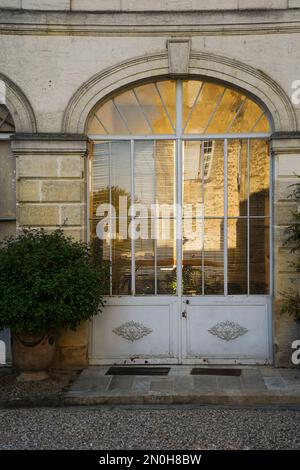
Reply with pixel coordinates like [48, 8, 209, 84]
[88, 79, 272, 365]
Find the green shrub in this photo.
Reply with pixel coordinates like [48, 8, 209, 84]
[281, 176, 300, 322]
[0, 228, 108, 334]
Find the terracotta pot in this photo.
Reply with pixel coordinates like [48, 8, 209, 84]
[12, 331, 57, 381]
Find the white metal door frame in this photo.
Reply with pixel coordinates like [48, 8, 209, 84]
[88, 79, 273, 365]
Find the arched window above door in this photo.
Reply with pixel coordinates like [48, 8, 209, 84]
[88, 79, 271, 136]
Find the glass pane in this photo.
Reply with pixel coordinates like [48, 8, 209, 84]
[250, 218, 269, 294]
[249, 139, 269, 217]
[0, 140, 16, 218]
[230, 99, 265, 133]
[134, 82, 174, 134]
[156, 140, 175, 208]
[114, 89, 151, 134]
[227, 139, 247, 217]
[206, 89, 246, 134]
[228, 218, 247, 294]
[156, 81, 176, 130]
[112, 237, 132, 295]
[185, 83, 225, 134]
[253, 114, 270, 133]
[96, 100, 129, 134]
[0, 105, 14, 133]
[92, 142, 110, 219]
[183, 140, 203, 212]
[204, 219, 224, 295]
[182, 80, 203, 130]
[135, 140, 155, 210]
[204, 140, 224, 217]
[182, 218, 203, 295]
[90, 220, 110, 295]
[135, 225, 155, 295]
[157, 220, 176, 294]
[0, 221, 16, 241]
[110, 141, 131, 215]
[92, 141, 131, 219]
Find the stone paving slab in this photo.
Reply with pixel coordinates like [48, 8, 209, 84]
[64, 366, 300, 405]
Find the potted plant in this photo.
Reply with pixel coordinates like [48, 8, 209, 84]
[281, 176, 300, 340]
[0, 228, 107, 381]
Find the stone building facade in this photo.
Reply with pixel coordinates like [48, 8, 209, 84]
[0, 1, 300, 368]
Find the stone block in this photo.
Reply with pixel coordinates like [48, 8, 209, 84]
[60, 155, 84, 178]
[17, 180, 40, 202]
[0, 0, 21, 8]
[121, 0, 238, 10]
[41, 180, 83, 202]
[72, 0, 121, 10]
[18, 155, 58, 178]
[274, 203, 298, 225]
[22, 0, 69, 10]
[57, 322, 88, 348]
[277, 154, 300, 176]
[18, 204, 59, 226]
[61, 205, 83, 226]
[239, 0, 287, 8]
[289, 0, 300, 7]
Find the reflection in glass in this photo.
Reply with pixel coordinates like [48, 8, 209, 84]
[182, 218, 203, 295]
[204, 219, 224, 295]
[206, 89, 245, 134]
[250, 218, 269, 294]
[157, 221, 176, 294]
[249, 140, 269, 217]
[134, 83, 174, 134]
[204, 140, 224, 217]
[135, 234, 155, 295]
[89, 80, 270, 136]
[228, 218, 247, 294]
[0, 105, 14, 133]
[112, 237, 131, 295]
[185, 83, 225, 134]
[227, 139, 247, 217]
[183, 141, 203, 209]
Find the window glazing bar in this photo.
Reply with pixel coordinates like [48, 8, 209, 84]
[155, 82, 175, 133]
[176, 80, 182, 297]
[132, 88, 154, 134]
[201, 141, 205, 296]
[183, 82, 204, 132]
[203, 88, 226, 134]
[112, 99, 131, 134]
[226, 98, 247, 133]
[108, 141, 113, 296]
[94, 114, 109, 135]
[130, 139, 135, 296]
[89, 133, 271, 141]
[247, 139, 250, 296]
[224, 138, 228, 296]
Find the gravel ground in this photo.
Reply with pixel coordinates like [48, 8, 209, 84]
[0, 370, 78, 400]
[0, 406, 299, 450]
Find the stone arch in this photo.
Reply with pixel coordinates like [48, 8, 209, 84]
[0, 72, 37, 133]
[62, 50, 297, 135]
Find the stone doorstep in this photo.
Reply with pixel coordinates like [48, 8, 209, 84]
[62, 365, 300, 406]
[63, 391, 300, 407]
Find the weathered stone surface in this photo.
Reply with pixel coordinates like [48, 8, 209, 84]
[17, 180, 40, 202]
[18, 156, 58, 178]
[41, 181, 83, 202]
[18, 204, 59, 226]
[61, 205, 83, 226]
[60, 156, 84, 178]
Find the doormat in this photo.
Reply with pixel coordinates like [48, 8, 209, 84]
[191, 368, 242, 377]
[106, 366, 171, 376]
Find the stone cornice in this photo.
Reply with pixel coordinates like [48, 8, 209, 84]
[1, 9, 300, 36]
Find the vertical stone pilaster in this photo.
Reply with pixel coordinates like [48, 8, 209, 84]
[11, 135, 89, 369]
[271, 136, 300, 367]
